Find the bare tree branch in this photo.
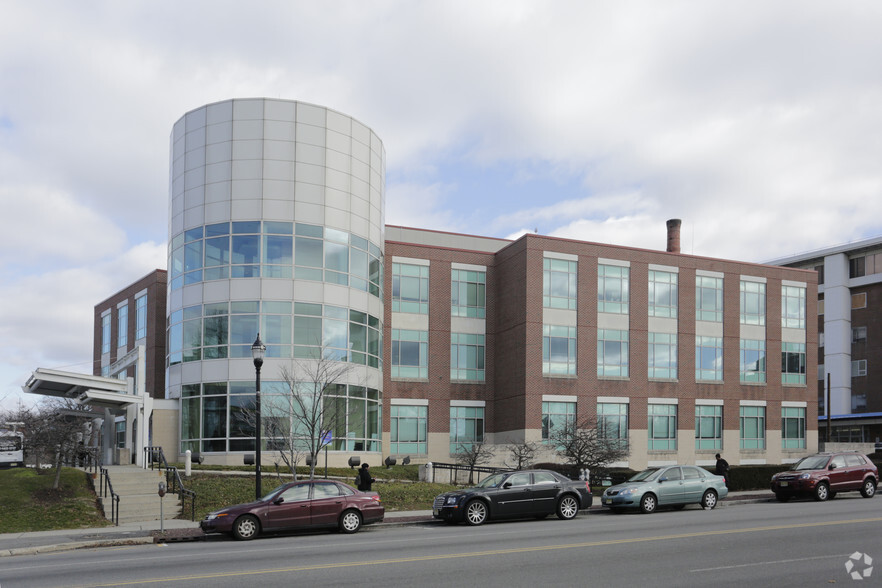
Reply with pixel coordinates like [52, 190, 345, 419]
[235, 350, 358, 481]
[453, 442, 494, 485]
[504, 439, 540, 470]
[549, 417, 630, 476]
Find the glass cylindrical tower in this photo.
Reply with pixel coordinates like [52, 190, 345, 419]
[166, 99, 385, 464]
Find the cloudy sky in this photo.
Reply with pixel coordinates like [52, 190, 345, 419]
[2, 1, 881, 411]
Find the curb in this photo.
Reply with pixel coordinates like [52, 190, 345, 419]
[1, 536, 154, 557]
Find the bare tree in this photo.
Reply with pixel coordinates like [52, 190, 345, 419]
[15, 400, 92, 489]
[549, 417, 630, 477]
[453, 442, 494, 485]
[236, 349, 357, 481]
[281, 357, 359, 480]
[504, 439, 540, 470]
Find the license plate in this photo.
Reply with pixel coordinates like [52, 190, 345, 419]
[603, 498, 611, 505]
[779, 482, 788, 487]
[433, 508, 440, 516]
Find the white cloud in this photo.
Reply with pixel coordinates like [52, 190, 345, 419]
[2, 0, 882, 408]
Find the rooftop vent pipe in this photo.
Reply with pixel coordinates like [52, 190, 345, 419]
[666, 219, 682, 253]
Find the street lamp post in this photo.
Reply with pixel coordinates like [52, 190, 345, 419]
[252, 334, 266, 500]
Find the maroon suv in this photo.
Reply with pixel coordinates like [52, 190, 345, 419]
[771, 452, 878, 502]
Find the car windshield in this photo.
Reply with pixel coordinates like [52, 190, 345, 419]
[261, 484, 289, 501]
[628, 468, 662, 482]
[475, 472, 510, 488]
[793, 456, 831, 470]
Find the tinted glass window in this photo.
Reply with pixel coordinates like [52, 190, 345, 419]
[830, 456, 846, 468]
[508, 473, 531, 487]
[279, 484, 310, 502]
[663, 467, 682, 481]
[533, 472, 557, 484]
[313, 482, 341, 499]
[845, 454, 866, 466]
[338, 483, 355, 496]
[682, 467, 701, 479]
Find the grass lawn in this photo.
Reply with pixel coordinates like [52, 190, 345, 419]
[0, 467, 111, 533]
[183, 471, 456, 520]
[0, 465, 456, 532]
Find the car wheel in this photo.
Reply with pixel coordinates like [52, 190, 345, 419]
[465, 500, 488, 526]
[701, 490, 718, 510]
[556, 495, 579, 520]
[232, 515, 260, 541]
[640, 493, 657, 514]
[861, 479, 876, 498]
[339, 510, 362, 534]
[775, 493, 790, 502]
[814, 482, 830, 501]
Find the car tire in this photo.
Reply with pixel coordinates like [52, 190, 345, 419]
[814, 482, 830, 501]
[640, 493, 657, 514]
[860, 479, 876, 498]
[339, 510, 362, 534]
[701, 490, 718, 510]
[775, 493, 790, 502]
[232, 515, 260, 541]
[465, 500, 488, 526]
[556, 495, 579, 520]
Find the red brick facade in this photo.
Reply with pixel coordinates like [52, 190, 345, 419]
[92, 270, 167, 399]
[385, 228, 818, 466]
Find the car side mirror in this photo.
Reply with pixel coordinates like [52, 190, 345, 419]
[828, 464, 837, 470]
[502, 482, 512, 489]
[659, 476, 667, 483]
[274, 497, 285, 504]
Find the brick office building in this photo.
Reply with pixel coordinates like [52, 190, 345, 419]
[93, 269, 167, 393]
[385, 222, 818, 470]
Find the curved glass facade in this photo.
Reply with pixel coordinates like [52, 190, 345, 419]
[167, 98, 385, 461]
[167, 299, 383, 367]
[180, 380, 381, 454]
[169, 221, 383, 296]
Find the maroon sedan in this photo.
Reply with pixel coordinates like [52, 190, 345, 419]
[200, 479, 385, 540]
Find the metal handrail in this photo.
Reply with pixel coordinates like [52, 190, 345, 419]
[428, 462, 506, 484]
[144, 446, 197, 521]
[99, 467, 120, 526]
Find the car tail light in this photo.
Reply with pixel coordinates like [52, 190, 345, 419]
[370, 495, 381, 503]
[584, 481, 592, 493]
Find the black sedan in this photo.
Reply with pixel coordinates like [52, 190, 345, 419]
[432, 469, 592, 525]
[200, 479, 385, 540]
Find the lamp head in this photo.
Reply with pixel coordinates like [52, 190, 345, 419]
[251, 334, 266, 367]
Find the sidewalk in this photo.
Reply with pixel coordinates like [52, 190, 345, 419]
[0, 490, 773, 557]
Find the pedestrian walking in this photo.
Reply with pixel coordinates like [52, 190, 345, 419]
[715, 453, 730, 487]
[357, 462, 375, 491]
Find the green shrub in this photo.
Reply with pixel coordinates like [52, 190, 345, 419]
[725, 464, 791, 491]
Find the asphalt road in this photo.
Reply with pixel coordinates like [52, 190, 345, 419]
[0, 496, 879, 587]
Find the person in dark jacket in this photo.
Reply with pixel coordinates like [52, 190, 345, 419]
[357, 462, 375, 491]
[715, 453, 730, 487]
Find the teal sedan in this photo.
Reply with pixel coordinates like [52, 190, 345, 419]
[601, 465, 728, 514]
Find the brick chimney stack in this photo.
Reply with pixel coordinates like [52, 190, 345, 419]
[666, 219, 682, 253]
